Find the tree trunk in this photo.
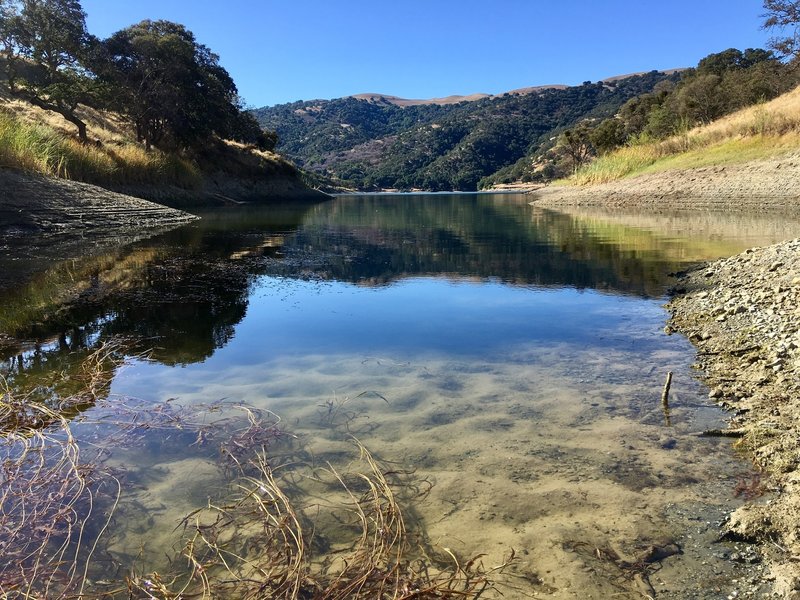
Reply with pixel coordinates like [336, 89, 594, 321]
[60, 108, 88, 143]
[13, 90, 89, 143]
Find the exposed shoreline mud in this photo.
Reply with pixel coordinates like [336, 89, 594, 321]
[666, 238, 800, 598]
[111, 170, 330, 208]
[0, 167, 330, 291]
[0, 168, 200, 292]
[530, 155, 800, 211]
[0, 168, 198, 235]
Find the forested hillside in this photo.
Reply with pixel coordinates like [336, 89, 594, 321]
[255, 45, 797, 192]
[253, 72, 679, 191]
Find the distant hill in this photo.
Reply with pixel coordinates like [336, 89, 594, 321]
[252, 71, 681, 191]
[349, 93, 493, 106]
[346, 87, 571, 107]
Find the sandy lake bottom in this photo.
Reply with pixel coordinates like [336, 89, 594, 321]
[5, 195, 800, 598]
[101, 277, 760, 599]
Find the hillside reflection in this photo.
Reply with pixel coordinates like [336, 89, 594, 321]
[2, 193, 799, 371]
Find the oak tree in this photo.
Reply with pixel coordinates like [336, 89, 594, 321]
[0, 0, 96, 141]
[98, 20, 266, 151]
[763, 0, 800, 59]
[559, 121, 595, 173]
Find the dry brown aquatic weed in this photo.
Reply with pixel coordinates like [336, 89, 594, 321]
[0, 408, 121, 599]
[0, 342, 129, 599]
[0, 345, 513, 599]
[157, 437, 513, 599]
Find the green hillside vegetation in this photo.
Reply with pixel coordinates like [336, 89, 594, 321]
[254, 72, 679, 191]
[256, 43, 800, 193]
[0, 0, 295, 200]
[568, 83, 800, 186]
[535, 47, 800, 188]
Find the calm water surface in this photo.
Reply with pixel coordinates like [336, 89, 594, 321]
[4, 193, 800, 598]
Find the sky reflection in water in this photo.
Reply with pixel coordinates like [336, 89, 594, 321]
[5, 194, 800, 597]
[113, 275, 672, 401]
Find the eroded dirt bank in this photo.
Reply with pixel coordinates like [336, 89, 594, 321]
[0, 168, 198, 235]
[0, 168, 198, 292]
[113, 170, 331, 208]
[666, 238, 800, 598]
[531, 155, 800, 211]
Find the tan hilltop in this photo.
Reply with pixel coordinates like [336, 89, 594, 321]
[348, 70, 684, 107]
[350, 92, 492, 106]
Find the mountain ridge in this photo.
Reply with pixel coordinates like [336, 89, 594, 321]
[253, 70, 681, 191]
[285, 69, 687, 109]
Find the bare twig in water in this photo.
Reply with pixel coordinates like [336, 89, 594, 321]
[564, 539, 681, 599]
[699, 428, 747, 438]
[660, 371, 673, 409]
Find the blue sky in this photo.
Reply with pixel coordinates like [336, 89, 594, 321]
[80, 1, 771, 108]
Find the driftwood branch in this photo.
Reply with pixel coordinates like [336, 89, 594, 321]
[699, 428, 746, 438]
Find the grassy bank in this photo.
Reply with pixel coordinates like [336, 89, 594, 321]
[0, 107, 202, 188]
[570, 85, 800, 186]
[0, 91, 313, 204]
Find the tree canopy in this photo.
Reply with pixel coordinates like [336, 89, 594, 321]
[763, 0, 800, 59]
[0, 0, 96, 140]
[0, 1, 272, 151]
[97, 19, 265, 150]
[519, 45, 796, 183]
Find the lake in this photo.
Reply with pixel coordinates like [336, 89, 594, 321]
[2, 193, 799, 598]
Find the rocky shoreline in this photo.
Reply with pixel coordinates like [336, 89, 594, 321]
[666, 238, 800, 597]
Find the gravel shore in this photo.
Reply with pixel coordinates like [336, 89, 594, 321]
[666, 239, 800, 597]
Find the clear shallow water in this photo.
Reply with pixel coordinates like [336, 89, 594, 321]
[3, 193, 800, 598]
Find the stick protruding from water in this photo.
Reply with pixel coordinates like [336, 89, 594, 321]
[661, 371, 673, 427]
[661, 371, 673, 408]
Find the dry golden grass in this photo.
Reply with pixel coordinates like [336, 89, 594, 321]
[695, 84, 800, 140]
[0, 92, 131, 144]
[571, 84, 800, 186]
[0, 105, 202, 187]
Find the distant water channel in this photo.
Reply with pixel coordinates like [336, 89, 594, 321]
[3, 193, 800, 598]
